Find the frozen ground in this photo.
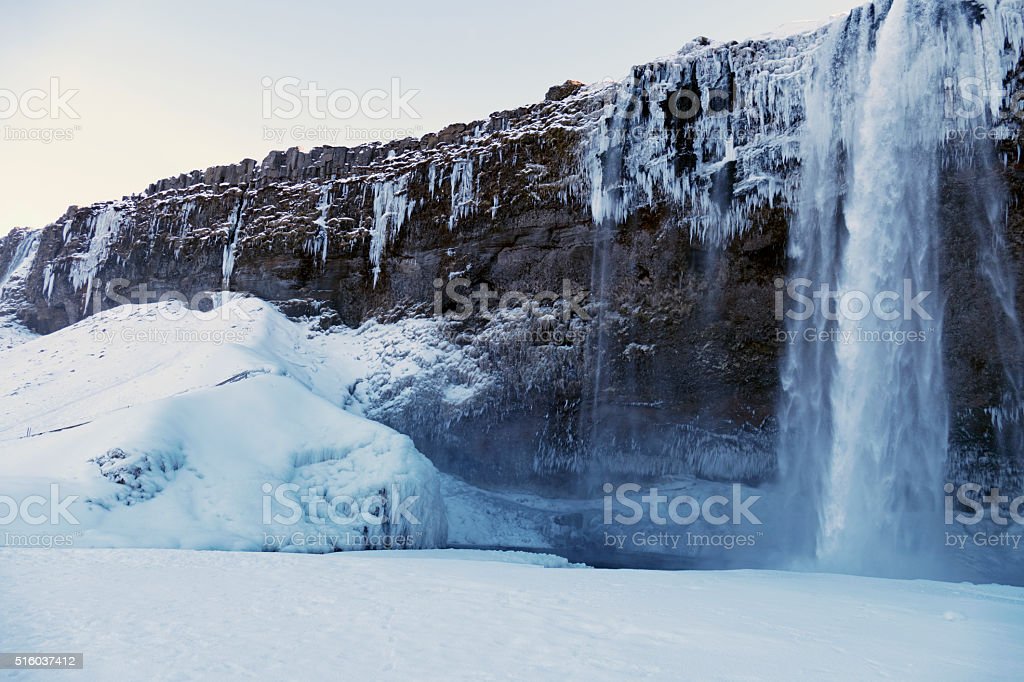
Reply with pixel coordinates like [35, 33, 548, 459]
[1, 548, 1023, 681]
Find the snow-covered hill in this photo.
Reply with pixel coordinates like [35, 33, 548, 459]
[0, 296, 447, 551]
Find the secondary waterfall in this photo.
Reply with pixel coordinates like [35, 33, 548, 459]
[779, 0, 1024, 575]
[584, 81, 629, 470]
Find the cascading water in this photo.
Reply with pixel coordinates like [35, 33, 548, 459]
[779, 0, 1024, 576]
[0, 232, 39, 298]
[222, 199, 246, 290]
[822, 0, 950, 570]
[585, 89, 628, 466]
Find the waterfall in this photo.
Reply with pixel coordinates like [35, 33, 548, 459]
[0, 232, 39, 299]
[822, 0, 949, 570]
[778, 0, 1024, 575]
[308, 184, 332, 266]
[583, 82, 629, 468]
[221, 199, 245, 290]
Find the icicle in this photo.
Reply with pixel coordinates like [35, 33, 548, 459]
[305, 184, 332, 265]
[578, 27, 816, 244]
[427, 163, 438, 197]
[67, 205, 125, 292]
[448, 158, 476, 231]
[221, 199, 245, 290]
[369, 174, 415, 287]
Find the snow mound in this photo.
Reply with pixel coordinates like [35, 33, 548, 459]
[0, 297, 446, 551]
[0, 295, 487, 444]
[0, 295, 353, 440]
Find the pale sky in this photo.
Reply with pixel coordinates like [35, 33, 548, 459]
[0, 0, 863, 235]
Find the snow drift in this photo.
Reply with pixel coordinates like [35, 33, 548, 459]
[0, 296, 447, 551]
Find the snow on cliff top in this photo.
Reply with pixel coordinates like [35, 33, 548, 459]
[753, 13, 850, 41]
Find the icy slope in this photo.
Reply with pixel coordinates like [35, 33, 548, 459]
[0, 295, 489, 442]
[0, 297, 447, 551]
[0, 296, 348, 440]
[2, 548, 1022, 680]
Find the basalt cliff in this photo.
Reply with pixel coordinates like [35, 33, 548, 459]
[3, 0, 1024, 501]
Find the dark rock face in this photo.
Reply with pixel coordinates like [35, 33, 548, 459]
[2, 9, 1023, 495]
[546, 80, 586, 102]
[942, 139, 1024, 491]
